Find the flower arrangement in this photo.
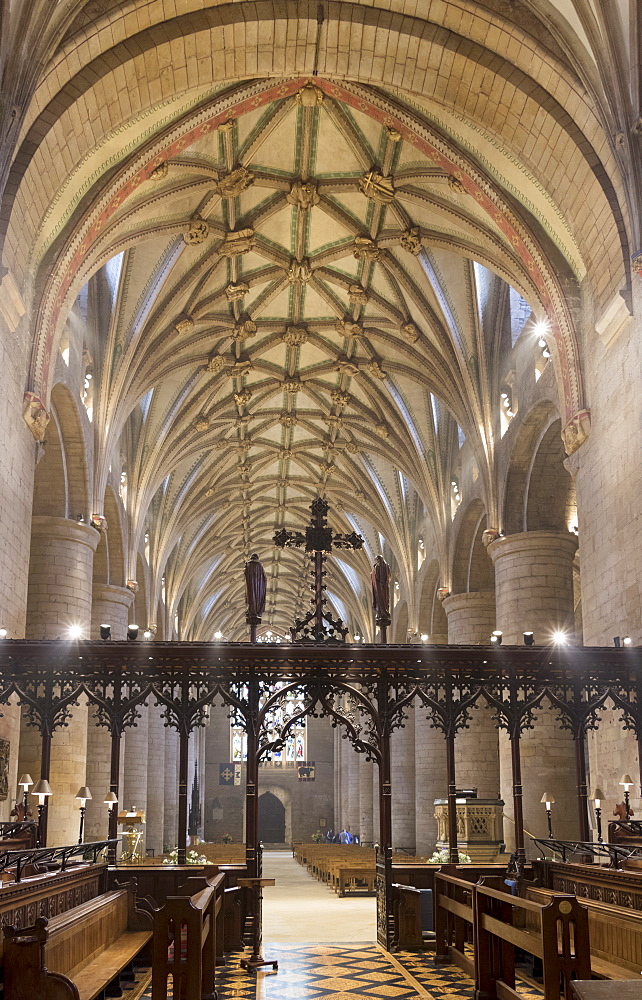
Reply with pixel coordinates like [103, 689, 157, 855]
[311, 830, 324, 843]
[427, 848, 472, 864]
[163, 848, 207, 865]
[221, 832, 233, 844]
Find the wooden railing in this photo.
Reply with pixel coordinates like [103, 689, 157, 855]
[0, 838, 116, 883]
[435, 871, 591, 1000]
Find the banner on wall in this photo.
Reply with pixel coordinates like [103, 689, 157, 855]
[219, 763, 241, 785]
[297, 761, 315, 781]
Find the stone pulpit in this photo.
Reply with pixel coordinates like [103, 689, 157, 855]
[434, 797, 504, 862]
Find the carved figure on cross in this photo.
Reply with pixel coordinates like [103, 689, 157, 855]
[273, 497, 364, 642]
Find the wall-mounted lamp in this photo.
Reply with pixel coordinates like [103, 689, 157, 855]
[99, 624, 111, 641]
[523, 632, 535, 646]
[68, 625, 83, 639]
[0, 628, 7, 639]
[143, 629, 153, 640]
[540, 792, 555, 838]
[127, 625, 139, 641]
[490, 631, 503, 646]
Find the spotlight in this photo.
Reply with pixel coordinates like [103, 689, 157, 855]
[523, 631, 535, 646]
[614, 637, 621, 648]
[490, 630, 503, 645]
[420, 634, 429, 642]
[99, 624, 111, 641]
[533, 319, 549, 339]
[623, 637, 632, 646]
[127, 624, 139, 641]
[143, 629, 153, 640]
[68, 625, 83, 640]
[0, 628, 6, 639]
[213, 630, 223, 640]
[353, 634, 361, 642]
[552, 631, 567, 645]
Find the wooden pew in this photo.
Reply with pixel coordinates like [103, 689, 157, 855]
[435, 871, 591, 1000]
[523, 884, 642, 980]
[152, 871, 225, 1000]
[3, 881, 152, 1000]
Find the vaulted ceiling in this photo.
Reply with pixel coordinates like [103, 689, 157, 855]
[83, 78, 533, 638]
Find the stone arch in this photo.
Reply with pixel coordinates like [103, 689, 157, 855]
[32, 408, 66, 517]
[451, 499, 494, 594]
[103, 485, 126, 587]
[526, 420, 575, 533]
[503, 400, 561, 534]
[33, 382, 90, 519]
[132, 553, 148, 629]
[393, 601, 408, 643]
[258, 785, 291, 844]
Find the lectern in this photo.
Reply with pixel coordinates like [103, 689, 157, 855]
[237, 877, 278, 972]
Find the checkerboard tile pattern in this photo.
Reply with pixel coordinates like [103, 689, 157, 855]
[395, 951, 544, 1000]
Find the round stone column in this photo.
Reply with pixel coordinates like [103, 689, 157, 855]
[91, 583, 133, 640]
[85, 584, 135, 841]
[443, 592, 500, 798]
[415, 710, 445, 856]
[22, 516, 99, 844]
[488, 531, 579, 850]
[346, 743, 360, 838]
[359, 754, 374, 845]
[122, 706, 149, 855]
[392, 706, 416, 852]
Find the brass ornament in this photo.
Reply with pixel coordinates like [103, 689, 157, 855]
[230, 318, 257, 341]
[331, 390, 351, 407]
[375, 423, 390, 438]
[283, 378, 303, 394]
[207, 355, 227, 374]
[174, 314, 194, 335]
[448, 174, 465, 193]
[366, 360, 387, 379]
[194, 418, 209, 432]
[234, 387, 253, 407]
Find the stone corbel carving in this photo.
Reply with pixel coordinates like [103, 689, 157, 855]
[448, 174, 465, 193]
[127, 579, 139, 594]
[482, 528, 500, 548]
[225, 282, 249, 301]
[335, 356, 360, 376]
[296, 82, 324, 106]
[174, 314, 194, 335]
[348, 284, 368, 305]
[23, 392, 50, 441]
[336, 318, 363, 339]
[359, 170, 395, 204]
[365, 360, 387, 379]
[230, 318, 257, 340]
[149, 162, 168, 180]
[400, 227, 422, 255]
[218, 166, 254, 197]
[183, 216, 210, 245]
[374, 423, 390, 439]
[283, 325, 308, 346]
[90, 514, 107, 531]
[287, 180, 320, 209]
[234, 387, 253, 407]
[632, 251, 642, 278]
[437, 587, 450, 601]
[353, 236, 381, 262]
[288, 258, 312, 283]
[400, 321, 419, 343]
[219, 228, 255, 257]
[561, 409, 591, 455]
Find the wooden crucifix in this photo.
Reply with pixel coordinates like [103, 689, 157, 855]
[273, 497, 364, 642]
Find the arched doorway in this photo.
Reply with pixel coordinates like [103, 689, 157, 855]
[258, 791, 286, 844]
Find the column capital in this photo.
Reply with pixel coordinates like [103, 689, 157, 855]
[487, 530, 578, 564]
[31, 515, 100, 552]
[442, 590, 496, 616]
[92, 583, 135, 609]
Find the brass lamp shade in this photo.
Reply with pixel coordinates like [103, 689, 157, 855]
[619, 774, 634, 788]
[18, 773, 33, 789]
[75, 786, 92, 802]
[540, 792, 555, 805]
[591, 787, 605, 802]
[104, 792, 118, 806]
